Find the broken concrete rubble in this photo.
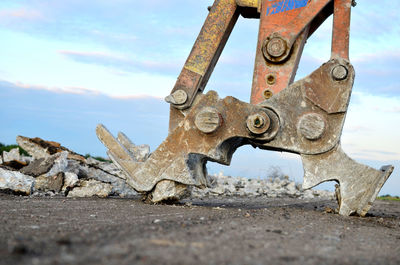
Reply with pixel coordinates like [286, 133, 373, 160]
[34, 172, 64, 193]
[16, 135, 85, 161]
[0, 167, 34, 195]
[0, 136, 334, 201]
[2, 148, 21, 163]
[191, 172, 333, 200]
[62, 172, 79, 192]
[67, 179, 113, 198]
[151, 180, 189, 203]
[1, 136, 137, 198]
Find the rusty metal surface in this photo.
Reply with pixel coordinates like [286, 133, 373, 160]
[302, 145, 394, 216]
[236, 0, 260, 9]
[304, 59, 353, 114]
[250, 0, 333, 105]
[97, 0, 394, 216]
[168, 0, 239, 111]
[251, 29, 309, 104]
[331, 0, 351, 59]
[98, 91, 280, 193]
[257, 58, 354, 155]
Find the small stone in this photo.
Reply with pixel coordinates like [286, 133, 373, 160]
[325, 207, 335, 213]
[302, 189, 314, 199]
[286, 182, 297, 195]
[0, 168, 35, 194]
[67, 180, 113, 198]
[210, 185, 225, 195]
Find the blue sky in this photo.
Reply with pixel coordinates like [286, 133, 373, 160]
[0, 1, 399, 195]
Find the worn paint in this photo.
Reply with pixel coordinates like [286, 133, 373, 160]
[96, 0, 393, 216]
[265, 0, 309, 16]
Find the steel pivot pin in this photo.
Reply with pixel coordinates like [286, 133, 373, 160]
[266, 37, 287, 58]
[195, 107, 222, 134]
[332, 65, 348, 81]
[165, 90, 188, 105]
[246, 112, 270, 135]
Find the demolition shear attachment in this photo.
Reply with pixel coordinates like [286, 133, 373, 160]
[97, 0, 393, 216]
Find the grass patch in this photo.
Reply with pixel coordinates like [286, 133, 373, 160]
[84, 154, 112, 163]
[0, 143, 29, 156]
[377, 195, 400, 201]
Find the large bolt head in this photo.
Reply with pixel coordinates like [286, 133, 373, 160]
[332, 65, 348, 81]
[266, 37, 287, 58]
[246, 112, 270, 135]
[297, 113, 326, 140]
[195, 107, 221, 134]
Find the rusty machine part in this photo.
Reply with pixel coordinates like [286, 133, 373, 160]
[97, 0, 394, 216]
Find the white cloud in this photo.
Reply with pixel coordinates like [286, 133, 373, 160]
[342, 92, 400, 160]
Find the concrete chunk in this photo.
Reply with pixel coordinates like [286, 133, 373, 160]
[2, 148, 20, 163]
[0, 168, 34, 194]
[34, 172, 64, 193]
[67, 180, 113, 198]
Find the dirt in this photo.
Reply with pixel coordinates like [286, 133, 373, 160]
[1, 194, 399, 265]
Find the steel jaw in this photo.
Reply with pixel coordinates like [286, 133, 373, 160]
[96, 90, 280, 202]
[96, 57, 394, 216]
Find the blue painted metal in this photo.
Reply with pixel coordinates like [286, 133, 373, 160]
[266, 0, 309, 16]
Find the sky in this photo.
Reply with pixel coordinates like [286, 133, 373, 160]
[0, 0, 399, 195]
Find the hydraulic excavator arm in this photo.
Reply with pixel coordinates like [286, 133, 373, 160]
[97, 0, 394, 216]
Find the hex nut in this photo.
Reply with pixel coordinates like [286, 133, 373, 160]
[194, 107, 221, 134]
[297, 113, 326, 140]
[266, 37, 287, 58]
[246, 112, 270, 135]
[262, 34, 290, 63]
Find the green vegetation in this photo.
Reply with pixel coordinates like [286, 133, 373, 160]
[84, 154, 112, 163]
[377, 195, 400, 201]
[0, 143, 29, 156]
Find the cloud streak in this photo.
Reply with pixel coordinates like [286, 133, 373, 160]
[0, 79, 100, 96]
[58, 50, 181, 76]
[0, 7, 44, 20]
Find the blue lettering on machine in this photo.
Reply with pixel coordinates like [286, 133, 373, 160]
[266, 0, 309, 16]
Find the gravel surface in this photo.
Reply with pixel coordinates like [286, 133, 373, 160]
[1, 194, 399, 265]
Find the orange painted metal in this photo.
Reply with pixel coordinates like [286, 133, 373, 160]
[331, 0, 351, 59]
[170, 0, 239, 110]
[169, 0, 239, 132]
[250, 0, 332, 105]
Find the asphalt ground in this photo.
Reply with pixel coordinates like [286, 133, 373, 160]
[1, 194, 399, 265]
